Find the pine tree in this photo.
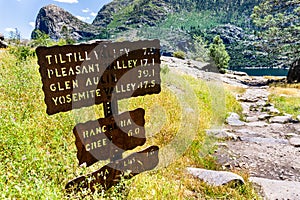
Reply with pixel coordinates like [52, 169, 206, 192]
[251, 0, 300, 65]
[209, 35, 230, 73]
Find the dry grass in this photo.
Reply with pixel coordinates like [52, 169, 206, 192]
[224, 83, 246, 96]
[269, 86, 300, 97]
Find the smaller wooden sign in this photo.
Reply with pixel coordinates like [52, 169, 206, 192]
[74, 108, 146, 167]
[65, 145, 159, 193]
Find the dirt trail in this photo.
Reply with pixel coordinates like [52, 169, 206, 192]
[214, 86, 300, 182]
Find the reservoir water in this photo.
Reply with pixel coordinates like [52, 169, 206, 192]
[232, 69, 288, 76]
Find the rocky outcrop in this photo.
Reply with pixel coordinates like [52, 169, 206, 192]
[32, 4, 102, 40]
[209, 24, 249, 45]
[0, 33, 7, 48]
[226, 112, 246, 126]
[287, 59, 300, 83]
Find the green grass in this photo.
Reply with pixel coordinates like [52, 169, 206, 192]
[0, 50, 79, 199]
[268, 85, 300, 118]
[0, 47, 258, 199]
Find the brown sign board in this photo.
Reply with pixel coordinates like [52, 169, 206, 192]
[36, 40, 161, 115]
[74, 108, 146, 167]
[65, 145, 159, 193]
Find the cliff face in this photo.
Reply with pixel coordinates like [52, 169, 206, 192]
[31, 4, 101, 40]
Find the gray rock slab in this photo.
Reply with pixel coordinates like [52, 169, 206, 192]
[206, 129, 237, 140]
[263, 106, 280, 115]
[215, 142, 229, 148]
[226, 112, 245, 126]
[258, 113, 272, 120]
[297, 115, 300, 121]
[246, 121, 268, 127]
[294, 124, 300, 134]
[269, 123, 285, 130]
[239, 136, 289, 145]
[269, 116, 292, 124]
[187, 168, 244, 187]
[289, 137, 300, 147]
[230, 71, 248, 76]
[236, 129, 257, 135]
[256, 100, 268, 107]
[285, 133, 299, 139]
[246, 116, 259, 122]
[241, 77, 269, 86]
[240, 102, 251, 114]
[238, 88, 269, 103]
[250, 177, 300, 200]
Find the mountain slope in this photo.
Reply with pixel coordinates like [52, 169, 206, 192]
[32, 0, 262, 41]
[31, 0, 267, 69]
[92, 0, 173, 29]
[91, 0, 262, 30]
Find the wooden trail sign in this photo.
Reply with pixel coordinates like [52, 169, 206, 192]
[36, 40, 161, 115]
[65, 145, 159, 193]
[74, 108, 146, 167]
[36, 40, 161, 194]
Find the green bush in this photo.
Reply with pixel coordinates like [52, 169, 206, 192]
[173, 51, 186, 59]
[8, 45, 35, 62]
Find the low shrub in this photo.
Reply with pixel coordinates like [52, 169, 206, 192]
[173, 51, 185, 59]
